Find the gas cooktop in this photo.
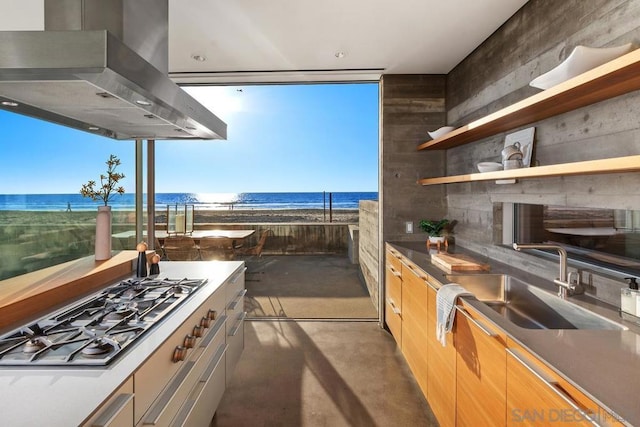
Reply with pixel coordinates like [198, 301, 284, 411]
[0, 276, 208, 366]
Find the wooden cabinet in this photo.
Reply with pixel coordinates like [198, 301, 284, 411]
[506, 338, 624, 427]
[401, 260, 429, 398]
[426, 283, 456, 427]
[385, 247, 403, 346]
[456, 301, 507, 427]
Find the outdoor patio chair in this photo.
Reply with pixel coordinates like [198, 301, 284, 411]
[237, 229, 271, 257]
[162, 236, 200, 261]
[199, 237, 236, 261]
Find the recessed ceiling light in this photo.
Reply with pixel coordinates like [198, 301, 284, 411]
[335, 52, 346, 58]
[88, 126, 100, 131]
[135, 100, 152, 106]
[1, 101, 19, 107]
[191, 54, 206, 62]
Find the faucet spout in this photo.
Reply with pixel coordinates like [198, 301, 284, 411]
[512, 243, 581, 299]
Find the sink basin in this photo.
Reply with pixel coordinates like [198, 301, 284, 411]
[444, 274, 626, 330]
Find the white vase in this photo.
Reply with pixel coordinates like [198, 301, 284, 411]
[95, 205, 112, 260]
[428, 236, 445, 244]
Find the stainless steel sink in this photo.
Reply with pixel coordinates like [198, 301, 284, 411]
[444, 274, 626, 330]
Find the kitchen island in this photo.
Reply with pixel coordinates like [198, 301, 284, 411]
[0, 260, 245, 426]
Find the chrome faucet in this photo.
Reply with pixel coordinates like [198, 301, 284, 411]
[512, 243, 583, 299]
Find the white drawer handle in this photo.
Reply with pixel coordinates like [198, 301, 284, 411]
[229, 312, 246, 337]
[229, 267, 246, 284]
[506, 348, 601, 426]
[456, 305, 497, 338]
[387, 298, 401, 315]
[92, 393, 133, 427]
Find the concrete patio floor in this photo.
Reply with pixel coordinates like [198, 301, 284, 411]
[212, 320, 437, 427]
[212, 255, 437, 426]
[243, 255, 378, 319]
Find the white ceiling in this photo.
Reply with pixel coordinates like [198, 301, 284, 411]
[168, 0, 529, 85]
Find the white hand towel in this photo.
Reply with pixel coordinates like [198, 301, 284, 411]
[436, 284, 472, 347]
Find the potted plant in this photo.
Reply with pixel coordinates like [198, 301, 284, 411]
[80, 154, 125, 260]
[419, 219, 451, 244]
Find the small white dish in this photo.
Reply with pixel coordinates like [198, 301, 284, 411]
[477, 162, 503, 173]
[530, 43, 633, 90]
[428, 126, 455, 139]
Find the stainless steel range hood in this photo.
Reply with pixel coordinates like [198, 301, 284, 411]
[0, 0, 227, 140]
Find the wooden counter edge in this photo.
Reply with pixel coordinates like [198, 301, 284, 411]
[0, 251, 141, 332]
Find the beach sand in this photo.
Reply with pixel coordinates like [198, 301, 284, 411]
[192, 208, 358, 224]
[0, 208, 359, 226]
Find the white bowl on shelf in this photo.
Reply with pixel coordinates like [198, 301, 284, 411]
[477, 162, 503, 173]
[427, 126, 455, 139]
[530, 43, 633, 90]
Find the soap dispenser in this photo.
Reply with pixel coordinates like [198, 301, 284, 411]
[621, 277, 639, 316]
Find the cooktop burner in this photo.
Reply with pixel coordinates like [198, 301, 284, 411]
[0, 277, 207, 366]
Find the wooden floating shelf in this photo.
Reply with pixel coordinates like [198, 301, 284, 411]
[417, 48, 640, 151]
[417, 156, 640, 186]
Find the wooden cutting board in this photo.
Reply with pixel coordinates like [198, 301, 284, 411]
[431, 252, 490, 272]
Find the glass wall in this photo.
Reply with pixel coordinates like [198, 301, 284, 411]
[0, 111, 135, 280]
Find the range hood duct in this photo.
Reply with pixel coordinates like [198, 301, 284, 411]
[0, 0, 226, 140]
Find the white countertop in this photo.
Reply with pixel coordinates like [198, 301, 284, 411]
[0, 261, 244, 427]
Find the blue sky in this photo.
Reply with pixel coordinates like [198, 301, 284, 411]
[0, 83, 379, 194]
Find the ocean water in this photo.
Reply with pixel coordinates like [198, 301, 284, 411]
[0, 192, 378, 212]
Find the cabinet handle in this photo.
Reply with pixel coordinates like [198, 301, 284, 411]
[456, 305, 497, 337]
[388, 265, 401, 277]
[229, 267, 246, 284]
[170, 344, 227, 427]
[91, 393, 133, 427]
[423, 278, 438, 291]
[229, 312, 246, 337]
[228, 289, 248, 310]
[387, 298, 401, 315]
[506, 348, 601, 426]
[143, 361, 195, 425]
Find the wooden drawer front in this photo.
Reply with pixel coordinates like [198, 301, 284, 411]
[83, 377, 134, 427]
[456, 303, 506, 427]
[385, 261, 402, 345]
[385, 298, 402, 347]
[171, 343, 227, 427]
[426, 285, 456, 427]
[134, 288, 226, 425]
[137, 317, 226, 427]
[506, 339, 624, 427]
[225, 266, 246, 306]
[386, 248, 403, 275]
[385, 263, 402, 311]
[401, 265, 429, 398]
